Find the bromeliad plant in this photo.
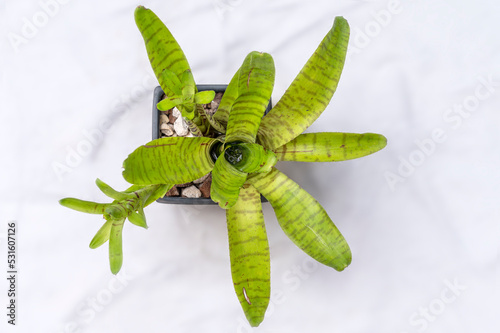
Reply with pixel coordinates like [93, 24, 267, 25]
[60, 6, 387, 327]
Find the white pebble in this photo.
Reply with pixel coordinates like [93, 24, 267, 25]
[174, 116, 189, 136]
[159, 114, 169, 124]
[161, 124, 175, 136]
[182, 185, 202, 198]
[172, 107, 182, 118]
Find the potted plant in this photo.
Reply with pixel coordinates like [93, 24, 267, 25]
[152, 83, 272, 204]
[60, 6, 387, 327]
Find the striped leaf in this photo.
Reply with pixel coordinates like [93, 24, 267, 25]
[59, 198, 108, 215]
[109, 218, 125, 275]
[225, 52, 275, 144]
[122, 137, 216, 185]
[248, 168, 351, 271]
[213, 69, 239, 127]
[135, 6, 191, 96]
[184, 117, 204, 136]
[226, 184, 270, 327]
[211, 154, 247, 209]
[274, 132, 387, 162]
[257, 17, 350, 150]
[159, 69, 182, 95]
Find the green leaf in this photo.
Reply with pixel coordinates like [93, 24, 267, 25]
[135, 6, 191, 96]
[181, 70, 196, 101]
[225, 51, 275, 144]
[59, 198, 108, 214]
[159, 69, 182, 95]
[128, 210, 148, 229]
[226, 184, 270, 327]
[213, 69, 239, 127]
[248, 168, 351, 271]
[109, 218, 125, 274]
[177, 103, 196, 120]
[89, 220, 113, 249]
[123, 137, 217, 185]
[139, 184, 173, 207]
[274, 132, 387, 162]
[95, 179, 135, 201]
[157, 96, 183, 111]
[257, 17, 350, 150]
[194, 90, 215, 104]
[211, 153, 247, 209]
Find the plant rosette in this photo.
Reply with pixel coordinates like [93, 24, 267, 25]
[60, 6, 387, 327]
[152, 84, 272, 204]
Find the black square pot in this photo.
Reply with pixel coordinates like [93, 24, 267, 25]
[152, 84, 272, 205]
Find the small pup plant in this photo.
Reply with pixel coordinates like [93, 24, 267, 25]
[60, 6, 387, 327]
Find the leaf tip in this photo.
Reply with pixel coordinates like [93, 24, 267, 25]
[362, 133, 387, 153]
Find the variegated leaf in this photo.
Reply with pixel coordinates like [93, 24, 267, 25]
[257, 17, 349, 149]
[248, 168, 351, 271]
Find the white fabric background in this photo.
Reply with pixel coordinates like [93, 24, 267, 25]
[1, 0, 499, 332]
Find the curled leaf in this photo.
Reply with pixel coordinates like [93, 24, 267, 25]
[224, 143, 276, 174]
[211, 154, 247, 209]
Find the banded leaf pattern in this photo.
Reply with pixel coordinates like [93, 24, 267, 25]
[58, 198, 107, 214]
[274, 132, 387, 162]
[248, 168, 351, 271]
[135, 6, 191, 96]
[213, 71, 239, 127]
[257, 17, 350, 150]
[122, 137, 216, 185]
[225, 52, 275, 144]
[226, 184, 270, 327]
